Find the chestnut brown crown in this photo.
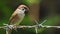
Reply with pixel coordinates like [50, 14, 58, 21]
[17, 5, 29, 14]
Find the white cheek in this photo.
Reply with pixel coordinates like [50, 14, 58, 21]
[16, 9, 24, 14]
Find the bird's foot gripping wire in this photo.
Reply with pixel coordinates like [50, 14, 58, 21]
[3, 24, 17, 30]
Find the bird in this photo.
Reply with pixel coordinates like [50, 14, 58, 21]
[8, 4, 29, 34]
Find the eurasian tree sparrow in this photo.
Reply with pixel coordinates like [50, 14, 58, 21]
[8, 4, 29, 34]
[9, 5, 29, 25]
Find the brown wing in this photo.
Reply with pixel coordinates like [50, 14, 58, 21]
[8, 10, 25, 25]
[9, 12, 19, 25]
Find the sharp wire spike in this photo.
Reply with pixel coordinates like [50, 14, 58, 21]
[35, 27, 38, 34]
[40, 19, 47, 25]
[35, 20, 39, 34]
[35, 20, 39, 25]
[6, 29, 9, 34]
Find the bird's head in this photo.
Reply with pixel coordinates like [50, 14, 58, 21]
[17, 5, 29, 14]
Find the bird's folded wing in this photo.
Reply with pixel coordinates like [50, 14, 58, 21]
[9, 12, 18, 25]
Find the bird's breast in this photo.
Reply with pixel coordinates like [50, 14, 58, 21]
[18, 13, 25, 18]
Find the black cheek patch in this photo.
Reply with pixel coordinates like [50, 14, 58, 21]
[24, 7, 29, 14]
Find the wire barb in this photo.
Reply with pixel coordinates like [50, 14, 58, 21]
[35, 27, 38, 34]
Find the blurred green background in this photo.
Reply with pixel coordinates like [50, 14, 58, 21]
[0, 0, 60, 34]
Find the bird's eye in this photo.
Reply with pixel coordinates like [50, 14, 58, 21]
[22, 8, 25, 10]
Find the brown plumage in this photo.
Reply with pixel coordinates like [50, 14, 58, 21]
[8, 5, 29, 34]
[9, 11, 25, 25]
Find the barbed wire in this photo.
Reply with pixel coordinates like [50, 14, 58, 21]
[0, 19, 60, 34]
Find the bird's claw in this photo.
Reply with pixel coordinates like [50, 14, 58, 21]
[3, 24, 17, 30]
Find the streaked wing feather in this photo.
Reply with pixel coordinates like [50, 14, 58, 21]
[9, 12, 18, 25]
